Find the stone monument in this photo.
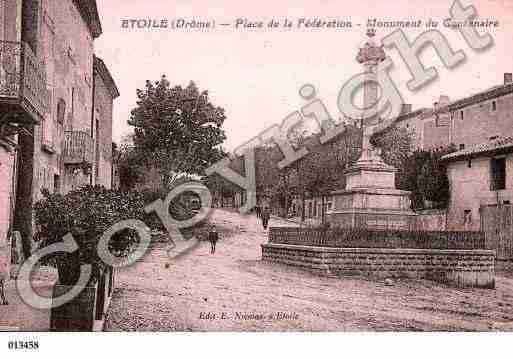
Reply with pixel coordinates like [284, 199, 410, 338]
[327, 29, 416, 230]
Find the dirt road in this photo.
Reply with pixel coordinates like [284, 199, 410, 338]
[105, 209, 513, 331]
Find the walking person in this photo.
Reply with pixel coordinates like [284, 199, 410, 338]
[0, 262, 7, 305]
[255, 204, 261, 218]
[261, 206, 271, 230]
[0, 244, 8, 305]
[208, 225, 219, 254]
[0, 278, 7, 305]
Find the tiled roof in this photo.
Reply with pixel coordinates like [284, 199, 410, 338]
[74, 0, 102, 38]
[94, 56, 120, 99]
[394, 108, 429, 123]
[441, 137, 513, 162]
[448, 84, 512, 111]
[393, 82, 513, 123]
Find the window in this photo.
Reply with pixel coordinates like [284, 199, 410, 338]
[40, 117, 55, 152]
[22, 0, 40, 54]
[71, 88, 75, 116]
[459, 144, 465, 150]
[490, 157, 506, 191]
[53, 174, 60, 193]
[57, 99, 66, 124]
[492, 101, 497, 111]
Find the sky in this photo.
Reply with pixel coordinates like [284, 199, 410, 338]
[93, 0, 513, 151]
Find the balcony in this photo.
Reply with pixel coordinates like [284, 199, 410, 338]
[63, 131, 94, 166]
[0, 41, 48, 123]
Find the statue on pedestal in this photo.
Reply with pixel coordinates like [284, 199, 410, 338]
[326, 29, 416, 230]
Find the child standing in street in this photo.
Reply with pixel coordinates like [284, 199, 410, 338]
[208, 225, 219, 254]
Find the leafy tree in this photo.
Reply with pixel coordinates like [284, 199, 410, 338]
[129, 77, 227, 188]
[371, 125, 414, 181]
[393, 145, 456, 210]
[372, 126, 455, 210]
[416, 147, 455, 208]
[117, 143, 146, 191]
[254, 145, 285, 206]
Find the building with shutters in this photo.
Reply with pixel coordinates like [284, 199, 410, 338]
[0, 0, 119, 262]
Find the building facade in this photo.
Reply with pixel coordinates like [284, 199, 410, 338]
[442, 137, 513, 231]
[0, 0, 119, 262]
[395, 73, 513, 151]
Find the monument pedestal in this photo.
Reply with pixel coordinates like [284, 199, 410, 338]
[327, 150, 416, 230]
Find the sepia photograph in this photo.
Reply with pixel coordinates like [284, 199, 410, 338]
[0, 0, 513, 356]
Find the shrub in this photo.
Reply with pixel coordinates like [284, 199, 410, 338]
[34, 186, 148, 285]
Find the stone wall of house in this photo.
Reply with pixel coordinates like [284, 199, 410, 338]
[446, 154, 513, 231]
[422, 115, 451, 150]
[262, 243, 495, 288]
[1, 0, 20, 42]
[27, 0, 96, 199]
[93, 71, 114, 189]
[451, 92, 513, 150]
[0, 148, 16, 279]
[394, 81, 513, 152]
[11, 0, 103, 253]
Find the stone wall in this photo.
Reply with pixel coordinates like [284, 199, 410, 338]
[394, 81, 513, 152]
[34, 0, 97, 197]
[451, 91, 513, 149]
[93, 70, 114, 189]
[262, 243, 495, 288]
[0, 148, 15, 280]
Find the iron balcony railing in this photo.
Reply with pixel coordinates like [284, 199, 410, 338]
[0, 41, 48, 120]
[63, 131, 94, 166]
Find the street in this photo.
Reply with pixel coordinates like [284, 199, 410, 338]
[105, 209, 513, 331]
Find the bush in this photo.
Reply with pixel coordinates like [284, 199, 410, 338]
[34, 186, 148, 285]
[137, 187, 202, 230]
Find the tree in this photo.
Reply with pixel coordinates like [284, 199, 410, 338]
[371, 124, 414, 181]
[117, 143, 146, 191]
[129, 77, 227, 188]
[254, 145, 285, 207]
[300, 141, 339, 224]
[392, 144, 456, 210]
[416, 146, 455, 208]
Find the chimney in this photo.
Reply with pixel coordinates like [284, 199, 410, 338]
[434, 95, 450, 111]
[400, 103, 412, 115]
[438, 95, 450, 106]
[505, 73, 513, 85]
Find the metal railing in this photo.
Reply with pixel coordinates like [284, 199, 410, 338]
[268, 227, 486, 250]
[0, 41, 47, 118]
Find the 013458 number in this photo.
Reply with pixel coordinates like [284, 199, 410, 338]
[8, 341, 39, 350]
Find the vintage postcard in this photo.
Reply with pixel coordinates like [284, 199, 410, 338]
[1, 0, 513, 356]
